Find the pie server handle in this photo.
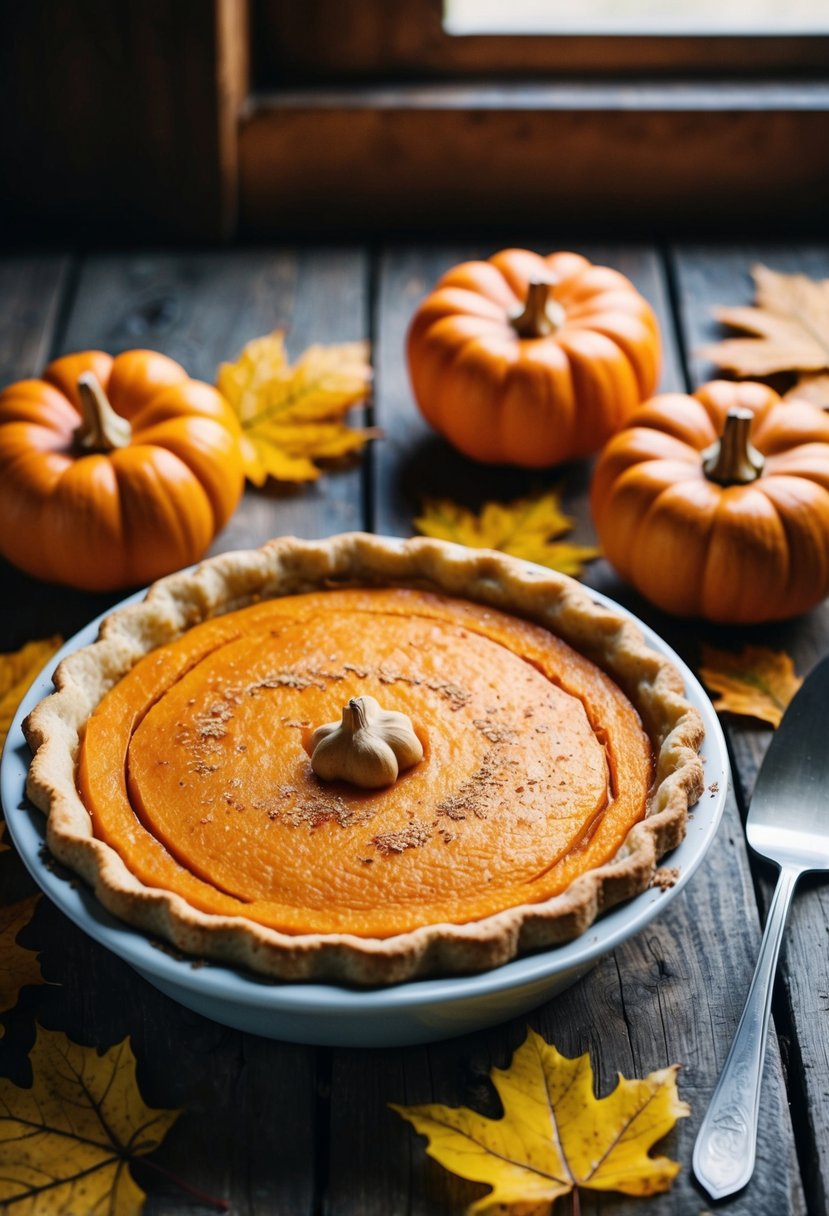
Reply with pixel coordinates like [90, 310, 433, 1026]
[692, 861, 801, 1200]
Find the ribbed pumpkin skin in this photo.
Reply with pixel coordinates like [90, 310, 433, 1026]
[0, 349, 244, 591]
[406, 248, 661, 467]
[591, 380, 829, 624]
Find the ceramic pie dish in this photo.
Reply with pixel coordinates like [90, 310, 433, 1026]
[2, 540, 728, 1045]
[22, 534, 705, 986]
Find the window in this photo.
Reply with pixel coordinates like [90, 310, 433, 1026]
[445, 0, 829, 36]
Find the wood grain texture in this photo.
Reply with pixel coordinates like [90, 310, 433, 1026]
[325, 244, 805, 1215]
[0, 255, 82, 646]
[239, 85, 829, 236]
[0, 255, 70, 387]
[673, 242, 829, 1216]
[0, 254, 73, 1080]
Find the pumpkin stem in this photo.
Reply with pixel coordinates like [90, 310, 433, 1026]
[702, 408, 765, 486]
[510, 279, 566, 338]
[345, 697, 369, 732]
[74, 372, 132, 452]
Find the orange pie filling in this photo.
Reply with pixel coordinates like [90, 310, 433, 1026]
[77, 588, 654, 938]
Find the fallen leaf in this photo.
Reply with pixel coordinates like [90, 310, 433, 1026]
[699, 644, 802, 727]
[392, 1027, 689, 1213]
[0, 1026, 180, 1214]
[0, 897, 42, 1031]
[784, 372, 829, 409]
[414, 490, 600, 578]
[703, 264, 829, 378]
[0, 636, 62, 752]
[216, 332, 376, 484]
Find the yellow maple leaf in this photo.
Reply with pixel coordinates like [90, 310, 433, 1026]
[0, 636, 62, 752]
[216, 331, 376, 484]
[414, 490, 600, 578]
[699, 644, 802, 728]
[703, 264, 829, 378]
[0, 1026, 180, 1214]
[0, 896, 42, 1032]
[392, 1028, 688, 1213]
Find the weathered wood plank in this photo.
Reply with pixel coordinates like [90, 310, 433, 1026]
[324, 243, 804, 1215]
[0, 254, 70, 386]
[0, 247, 375, 1214]
[0, 253, 74, 1063]
[673, 242, 829, 1216]
[0, 255, 78, 648]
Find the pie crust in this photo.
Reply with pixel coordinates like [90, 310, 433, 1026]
[24, 534, 704, 985]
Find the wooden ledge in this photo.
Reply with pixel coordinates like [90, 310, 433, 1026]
[239, 81, 829, 235]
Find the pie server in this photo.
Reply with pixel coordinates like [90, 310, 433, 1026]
[693, 652, 829, 1200]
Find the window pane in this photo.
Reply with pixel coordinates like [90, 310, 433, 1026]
[445, 0, 829, 34]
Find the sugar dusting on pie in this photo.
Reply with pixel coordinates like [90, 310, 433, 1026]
[24, 535, 704, 984]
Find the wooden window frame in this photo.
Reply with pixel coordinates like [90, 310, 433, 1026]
[238, 0, 829, 236]
[252, 0, 829, 82]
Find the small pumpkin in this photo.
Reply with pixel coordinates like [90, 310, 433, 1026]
[0, 349, 244, 591]
[591, 380, 829, 623]
[406, 248, 661, 467]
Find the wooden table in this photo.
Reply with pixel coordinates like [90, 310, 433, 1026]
[1, 241, 827, 1216]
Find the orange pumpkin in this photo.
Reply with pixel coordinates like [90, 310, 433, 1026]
[406, 248, 661, 467]
[591, 380, 829, 623]
[0, 349, 244, 591]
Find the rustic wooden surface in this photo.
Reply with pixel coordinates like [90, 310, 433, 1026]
[0, 241, 827, 1215]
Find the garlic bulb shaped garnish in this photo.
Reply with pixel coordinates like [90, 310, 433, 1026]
[310, 695, 423, 789]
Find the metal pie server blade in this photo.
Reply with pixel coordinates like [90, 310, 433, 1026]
[694, 652, 829, 1200]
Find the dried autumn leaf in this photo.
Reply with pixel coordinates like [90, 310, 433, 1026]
[216, 331, 376, 484]
[703, 264, 829, 378]
[414, 490, 600, 578]
[392, 1028, 689, 1213]
[699, 644, 802, 728]
[0, 896, 42, 1032]
[784, 372, 829, 409]
[0, 636, 62, 752]
[0, 1026, 180, 1214]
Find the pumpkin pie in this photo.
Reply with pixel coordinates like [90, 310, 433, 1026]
[24, 534, 704, 985]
